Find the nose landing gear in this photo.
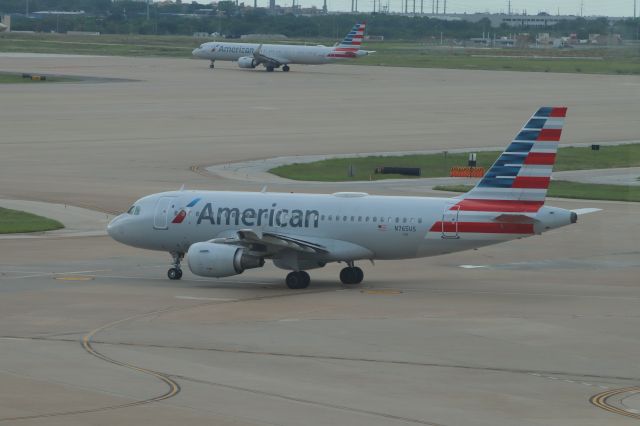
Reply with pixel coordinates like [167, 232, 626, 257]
[168, 252, 184, 280]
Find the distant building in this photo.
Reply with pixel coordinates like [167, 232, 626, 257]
[0, 15, 10, 32]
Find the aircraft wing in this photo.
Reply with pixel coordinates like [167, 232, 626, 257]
[211, 229, 329, 256]
[253, 44, 290, 67]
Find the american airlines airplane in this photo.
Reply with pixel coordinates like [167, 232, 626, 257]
[107, 107, 598, 289]
[191, 22, 373, 72]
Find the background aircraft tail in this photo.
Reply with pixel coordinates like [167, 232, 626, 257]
[458, 107, 567, 212]
[330, 22, 366, 57]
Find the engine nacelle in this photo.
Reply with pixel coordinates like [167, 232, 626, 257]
[187, 242, 264, 278]
[237, 56, 257, 69]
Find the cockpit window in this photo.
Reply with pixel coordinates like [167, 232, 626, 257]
[127, 205, 141, 215]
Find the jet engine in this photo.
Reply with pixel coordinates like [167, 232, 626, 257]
[187, 242, 264, 278]
[237, 57, 257, 69]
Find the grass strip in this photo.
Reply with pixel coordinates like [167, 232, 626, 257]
[1, 34, 638, 75]
[0, 207, 64, 234]
[270, 144, 640, 182]
[432, 181, 640, 202]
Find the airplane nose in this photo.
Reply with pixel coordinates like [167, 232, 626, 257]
[107, 215, 125, 242]
[192, 48, 200, 56]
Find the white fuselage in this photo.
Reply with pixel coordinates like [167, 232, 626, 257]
[193, 42, 357, 65]
[107, 190, 574, 263]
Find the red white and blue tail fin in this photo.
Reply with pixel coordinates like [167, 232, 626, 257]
[332, 22, 366, 54]
[459, 107, 567, 212]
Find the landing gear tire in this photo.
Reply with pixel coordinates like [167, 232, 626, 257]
[209, 61, 215, 69]
[266, 66, 275, 72]
[340, 266, 363, 285]
[168, 267, 182, 280]
[168, 252, 184, 280]
[286, 271, 310, 289]
[282, 65, 290, 72]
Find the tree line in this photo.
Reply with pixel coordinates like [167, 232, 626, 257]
[1, 0, 638, 41]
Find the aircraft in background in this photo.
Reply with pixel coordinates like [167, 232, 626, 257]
[191, 22, 374, 72]
[107, 107, 599, 289]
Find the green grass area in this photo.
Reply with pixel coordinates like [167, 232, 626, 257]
[433, 181, 640, 202]
[0, 73, 79, 83]
[0, 33, 197, 57]
[356, 44, 640, 75]
[1, 33, 638, 74]
[0, 207, 64, 234]
[270, 144, 640, 182]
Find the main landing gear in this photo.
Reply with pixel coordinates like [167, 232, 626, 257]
[168, 252, 184, 280]
[285, 263, 364, 289]
[339, 262, 364, 285]
[286, 271, 310, 289]
[209, 60, 215, 69]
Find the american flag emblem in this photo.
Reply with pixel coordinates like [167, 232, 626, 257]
[378, 224, 387, 231]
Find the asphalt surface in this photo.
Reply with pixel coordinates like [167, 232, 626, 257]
[1, 55, 639, 426]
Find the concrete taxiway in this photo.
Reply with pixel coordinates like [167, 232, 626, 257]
[1, 55, 639, 425]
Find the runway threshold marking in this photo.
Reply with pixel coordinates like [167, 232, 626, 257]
[590, 386, 640, 420]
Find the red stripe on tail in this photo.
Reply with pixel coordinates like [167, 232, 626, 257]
[524, 152, 556, 165]
[550, 107, 567, 117]
[453, 199, 544, 212]
[537, 129, 562, 141]
[512, 176, 551, 189]
[429, 221, 535, 234]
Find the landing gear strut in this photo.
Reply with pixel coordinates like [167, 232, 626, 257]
[286, 271, 310, 289]
[340, 263, 363, 285]
[209, 60, 215, 69]
[168, 252, 184, 280]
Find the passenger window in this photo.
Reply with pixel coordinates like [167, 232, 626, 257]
[403, 218, 407, 223]
[343, 216, 347, 221]
[351, 216, 355, 221]
[321, 215, 325, 221]
[380, 217, 384, 222]
[373, 217, 377, 222]
[365, 216, 370, 222]
[395, 217, 400, 223]
[410, 218, 415, 223]
[418, 218, 422, 223]
[328, 215, 332, 221]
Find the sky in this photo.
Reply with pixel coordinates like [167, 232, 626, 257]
[244, 0, 638, 17]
